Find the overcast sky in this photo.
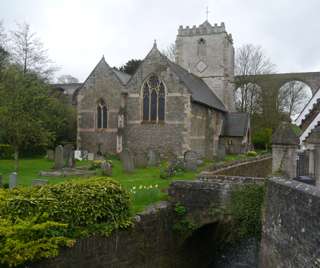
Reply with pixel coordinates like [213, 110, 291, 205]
[1, 0, 320, 81]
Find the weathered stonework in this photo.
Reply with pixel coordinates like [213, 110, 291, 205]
[260, 177, 320, 267]
[76, 21, 250, 159]
[176, 21, 235, 111]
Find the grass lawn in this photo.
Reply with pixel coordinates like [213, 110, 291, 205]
[0, 150, 268, 213]
[0, 157, 211, 213]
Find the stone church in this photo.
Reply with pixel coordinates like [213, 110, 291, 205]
[75, 20, 251, 159]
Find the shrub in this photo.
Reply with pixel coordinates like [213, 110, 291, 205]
[0, 177, 132, 266]
[228, 184, 265, 240]
[246, 150, 257, 157]
[0, 144, 14, 159]
[252, 128, 272, 150]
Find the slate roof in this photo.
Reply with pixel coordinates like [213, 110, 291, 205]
[221, 112, 249, 137]
[112, 68, 131, 85]
[167, 61, 227, 112]
[272, 122, 299, 145]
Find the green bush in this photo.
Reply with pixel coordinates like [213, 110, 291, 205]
[0, 177, 132, 266]
[252, 128, 272, 150]
[0, 144, 14, 159]
[228, 184, 265, 240]
[246, 150, 257, 157]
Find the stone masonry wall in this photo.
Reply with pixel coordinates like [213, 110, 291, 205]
[77, 58, 124, 154]
[260, 177, 320, 267]
[203, 155, 272, 178]
[31, 202, 179, 268]
[125, 47, 192, 158]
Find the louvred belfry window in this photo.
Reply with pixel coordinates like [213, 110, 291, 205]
[142, 75, 166, 123]
[97, 99, 108, 129]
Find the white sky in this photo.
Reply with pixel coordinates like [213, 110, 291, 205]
[1, 0, 320, 81]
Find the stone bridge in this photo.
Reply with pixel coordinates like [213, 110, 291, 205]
[235, 72, 320, 94]
[31, 175, 265, 268]
[168, 176, 265, 228]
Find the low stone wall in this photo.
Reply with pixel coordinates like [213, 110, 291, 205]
[204, 154, 272, 178]
[31, 202, 178, 268]
[260, 177, 320, 267]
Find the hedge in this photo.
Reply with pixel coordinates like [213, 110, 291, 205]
[0, 177, 132, 267]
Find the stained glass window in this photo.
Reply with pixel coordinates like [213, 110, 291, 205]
[142, 75, 166, 123]
[97, 99, 107, 129]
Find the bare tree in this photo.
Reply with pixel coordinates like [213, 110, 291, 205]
[9, 22, 57, 79]
[161, 43, 176, 62]
[278, 81, 312, 119]
[57, 74, 79, 84]
[235, 44, 276, 115]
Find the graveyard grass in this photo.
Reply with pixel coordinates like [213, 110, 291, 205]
[0, 157, 210, 213]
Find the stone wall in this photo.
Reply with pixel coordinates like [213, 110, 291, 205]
[31, 202, 179, 268]
[77, 58, 124, 154]
[260, 177, 320, 267]
[175, 22, 235, 111]
[203, 155, 272, 178]
[125, 47, 191, 158]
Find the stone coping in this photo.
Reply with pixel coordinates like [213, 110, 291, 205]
[204, 154, 271, 173]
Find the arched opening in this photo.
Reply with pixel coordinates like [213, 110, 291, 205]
[178, 221, 260, 268]
[278, 80, 312, 120]
[234, 82, 262, 115]
[141, 74, 166, 123]
[97, 99, 108, 129]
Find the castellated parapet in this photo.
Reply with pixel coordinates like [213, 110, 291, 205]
[177, 22, 233, 43]
[175, 21, 235, 111]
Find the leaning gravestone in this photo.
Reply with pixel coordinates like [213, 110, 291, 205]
[184, 150, 201, 171]
[32, 179, 48, 186]
[9, 172, 17, 189]
[134, 152, 148, 168]
[147, 149, 160, 167]
[47, 150, 54, 161]
[54, 145, 64, 170]
[120, 148, 135, 172]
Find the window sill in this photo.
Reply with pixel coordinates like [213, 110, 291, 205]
[141, 121, 165, 125]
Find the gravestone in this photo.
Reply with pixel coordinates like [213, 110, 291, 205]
[32, 179, 48, 186]
[147, 150, 160, 167]
[120, 149, 135, 172]
[88, 153, 94, 161]
[74, 150, 82, 160]
[47, 150, 54, 161]
[64, 144, 75, 168]
[184, 150, 201, 171]
[134, 152, 148, 168]
[216, 143, 226, 161]
[54, 145, 64, 170]
[82, 150, 89, 160]
[9, 172, 17, 189]
[101, 161, 112, 176]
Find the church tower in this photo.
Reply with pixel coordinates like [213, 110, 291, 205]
[175, 21, 235, 111]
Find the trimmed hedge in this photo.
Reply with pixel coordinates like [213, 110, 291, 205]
[0, 177, 132, 267]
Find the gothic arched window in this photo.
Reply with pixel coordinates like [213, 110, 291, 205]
[97, 99, 108, 129]
[142, 75, 166, 123]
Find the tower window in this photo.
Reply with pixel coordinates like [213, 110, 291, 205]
[197, 38, 207, 58]
[97, 99, 108, 129]
[142, 75, 166, 123]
